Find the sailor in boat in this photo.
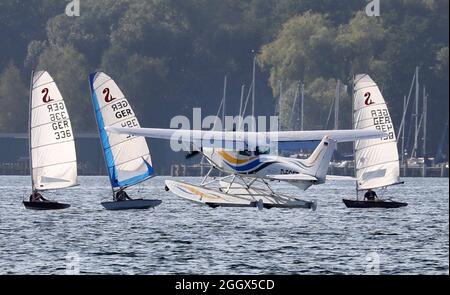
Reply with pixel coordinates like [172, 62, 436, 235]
[29, 191, 49, 202]
[114, 189, 132, 202]
[364, 189, 378, 202]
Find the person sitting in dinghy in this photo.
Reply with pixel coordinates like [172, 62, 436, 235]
[29, 191, 48, 202]
[114, 189, 132, 202]
[364, 189, 378, 201]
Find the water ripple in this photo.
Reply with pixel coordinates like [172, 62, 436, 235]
[0, 176, 448, 274]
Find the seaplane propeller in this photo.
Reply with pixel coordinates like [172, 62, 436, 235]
[185, 150, 200, 159]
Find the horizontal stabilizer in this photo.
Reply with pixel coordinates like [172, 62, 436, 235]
[40, 176, 71, 183]
[325, 175, 356, 181]
[266, 174, 318, 182]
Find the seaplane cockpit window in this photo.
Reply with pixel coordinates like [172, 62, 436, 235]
[255, 146, 270, 155]
[237, 147, 270, 156]
[238, 150, 253, 156]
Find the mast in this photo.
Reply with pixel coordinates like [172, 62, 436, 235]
[436, 120, 448, 162]
[251, 54, 256, 131]
[278, 80, 282, 116]
[222, 75, 227, 128]
[293, 81, 300, 130]
[401, 95, 406, 166]
[351, 75, 356, 182]
[351, 75, 359, 195]
[300, 82, 304, 131]
[413, 66, 419, 158]
[239, 84, 245, 118]
[398, 69, 416, 145]
[238, 81, 253, 131]
[28, 71, 34, 192]
[422, 86, 427, 176]
[334, 79, 340, 154]
[278, 80, 282, 130]
[334, 79, 340, 130]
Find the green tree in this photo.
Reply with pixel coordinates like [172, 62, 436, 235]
[0, 0, 65, 68]
[335, 11, 386, 80]
[37, 45, 91, 131]
[45, 0, 130, 65]
[259, 12, 337, 89]
[303, 78, 350, 130]
[434, 46, 449, 79]
[0, 62, 28, 132]
[101, 52, 170, 125]
[0, 0, 447, 168]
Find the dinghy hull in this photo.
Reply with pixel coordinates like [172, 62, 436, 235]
[101, 199, 162, 210]
[23, 201, 71, 210]
[342, 199, 407, 208]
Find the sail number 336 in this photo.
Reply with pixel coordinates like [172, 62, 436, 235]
[46, 100, 72, 140]
[371, 108, 394, 140]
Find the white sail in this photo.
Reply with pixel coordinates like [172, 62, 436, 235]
[353, 74, 400, 190]
[89, 72, 153, 190]
[30, 71, 77, 190]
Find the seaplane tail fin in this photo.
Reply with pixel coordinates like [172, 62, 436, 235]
[301, 135, 337, 183]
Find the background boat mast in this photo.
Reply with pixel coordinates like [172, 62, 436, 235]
[28, 71, 34, 192]
[413, 66, 419, 158]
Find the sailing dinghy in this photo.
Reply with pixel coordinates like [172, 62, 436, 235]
[343, 74, 407, 208]
[23, 71, 77, 210]
[89, 72, 162, 210]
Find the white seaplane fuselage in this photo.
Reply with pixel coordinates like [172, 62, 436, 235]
[201, 135, 337, 191]
[205, 148, 304, 176]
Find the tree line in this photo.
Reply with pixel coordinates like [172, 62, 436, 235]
[0, 0, 448, 162]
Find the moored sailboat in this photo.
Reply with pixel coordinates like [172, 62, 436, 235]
[23, 71, 77, 210]
[89, 72, 162, 210]
[343, 74, 407, 208]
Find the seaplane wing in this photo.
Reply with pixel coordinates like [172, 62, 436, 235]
[266, 174, 318, 182]
[105, 127, 386, 148]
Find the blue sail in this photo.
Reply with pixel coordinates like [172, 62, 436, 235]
[89, 72, 154, 189]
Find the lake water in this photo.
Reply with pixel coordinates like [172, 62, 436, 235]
[0, 176, 448, 274]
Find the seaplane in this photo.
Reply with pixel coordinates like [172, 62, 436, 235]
[105, 118, 386, 210]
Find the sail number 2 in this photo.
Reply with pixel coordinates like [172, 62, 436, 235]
[42, 88, 53, 103]
[103, 88, 116, 102]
